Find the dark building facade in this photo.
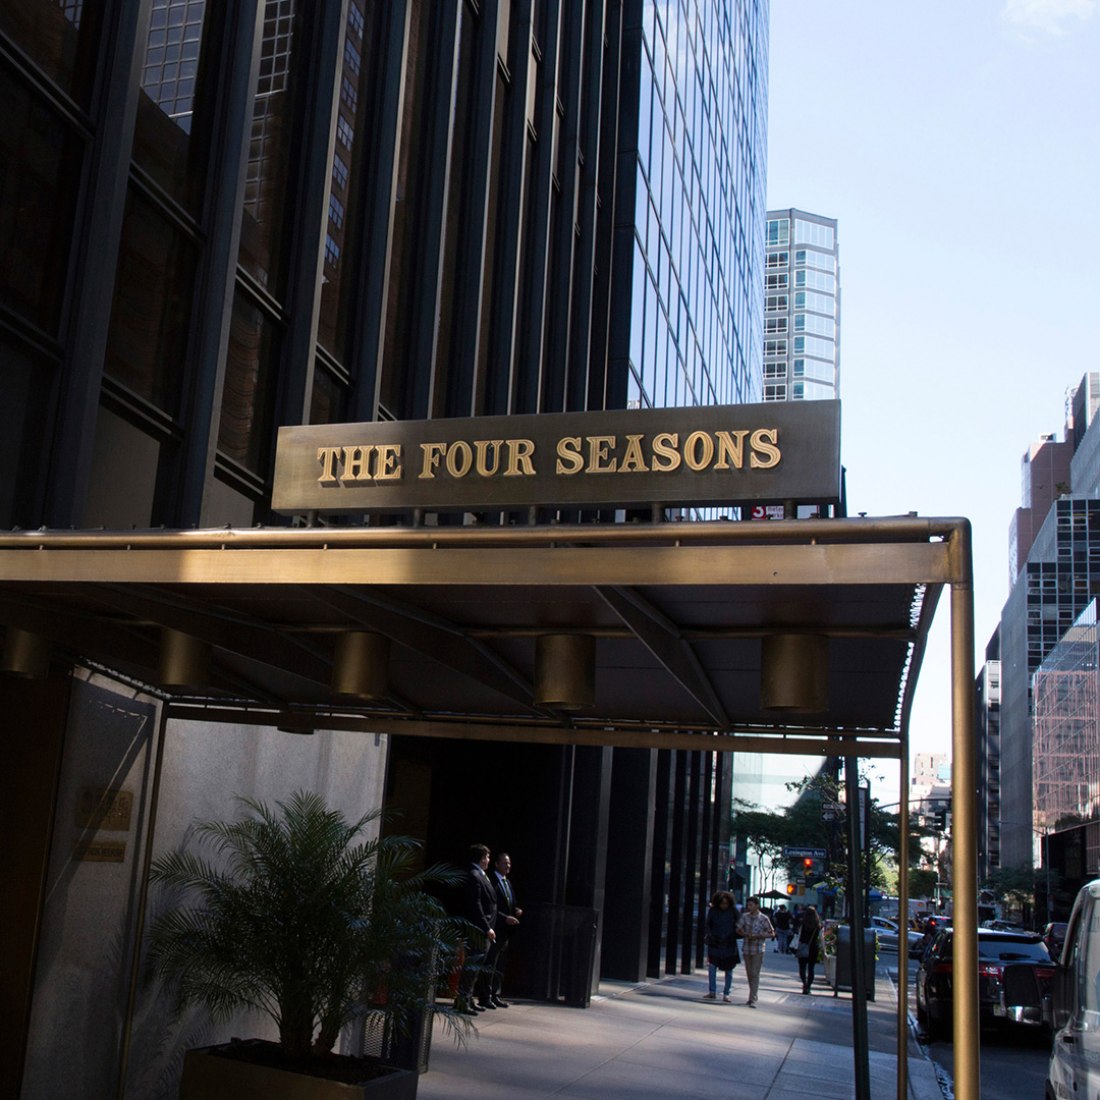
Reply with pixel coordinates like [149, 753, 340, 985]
[1, 2, 768, 1096]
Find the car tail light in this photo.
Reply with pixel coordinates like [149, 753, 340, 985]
[978, 963, 1004, 979]
[1034, 966, 1056, 981]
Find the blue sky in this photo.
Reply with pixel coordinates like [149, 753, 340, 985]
[766, 1, 1100, 786]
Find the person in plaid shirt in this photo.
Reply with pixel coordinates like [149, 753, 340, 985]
[736, 896, 775, 1006]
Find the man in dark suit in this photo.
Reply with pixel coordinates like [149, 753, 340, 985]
[485, 852, 523, 1007]
[455, 843, 497, 1015]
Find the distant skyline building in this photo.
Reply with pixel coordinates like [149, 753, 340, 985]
[990, 374, 1100, 869]
[762, 208, 840, 403]
[977, 650, 1002, 880]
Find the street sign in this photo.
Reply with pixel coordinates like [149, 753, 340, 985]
[822, 801, 844, 813]
[783, 846, 828, 859]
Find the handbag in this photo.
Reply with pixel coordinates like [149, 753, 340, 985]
[796, 941, 810, 959]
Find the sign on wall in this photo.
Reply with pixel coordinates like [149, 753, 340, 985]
[272, 401, 842, 515]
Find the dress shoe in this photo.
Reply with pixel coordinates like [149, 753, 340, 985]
[491, 997, 510, 1008]
[477, 1000, 496, 1010]
[453, 999, 477, 1016]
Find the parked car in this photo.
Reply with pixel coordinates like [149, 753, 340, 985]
[915, 927, 1055, 1041]
[981, 918, 1031, 933]
[1042, 921, 1068, 961]
[869, 915, 924, 957]
[1047, 881, 1100, 1100]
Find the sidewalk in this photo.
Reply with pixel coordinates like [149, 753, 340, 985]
[416, 950, 943, 1100]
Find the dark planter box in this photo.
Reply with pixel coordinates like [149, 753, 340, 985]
[180, 1040, 418, 1100]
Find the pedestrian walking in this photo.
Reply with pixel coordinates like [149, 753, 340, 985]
[772, 904, 792, 954]
[796, 905, 822, 994]
[736, 895, 775, 1006]
[702, 891, 740, 1002]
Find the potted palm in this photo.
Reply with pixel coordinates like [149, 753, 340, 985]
[147, 791, 469, 1099]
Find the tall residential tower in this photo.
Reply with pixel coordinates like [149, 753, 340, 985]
[763, 208, 840, 402]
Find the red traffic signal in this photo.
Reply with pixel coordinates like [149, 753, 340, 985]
[802, 857, 814, 870]
[786, 884, 796, 895]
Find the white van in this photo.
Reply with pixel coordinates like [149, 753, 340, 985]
[1047, 880, 1100, 1100]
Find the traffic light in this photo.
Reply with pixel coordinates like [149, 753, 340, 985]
[786, 883, 796, 895]
[802, 857, 814, 873]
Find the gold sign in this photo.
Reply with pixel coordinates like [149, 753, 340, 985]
[73, 839, 127, 863]
[273, 402, 842, 515]
[75, 787, 133, 832]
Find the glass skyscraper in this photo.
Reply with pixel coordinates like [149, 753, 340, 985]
[623, 3, 767, 412]
[762, 207, 840, 403]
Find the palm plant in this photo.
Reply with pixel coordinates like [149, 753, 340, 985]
[147, 791, 467, 1060]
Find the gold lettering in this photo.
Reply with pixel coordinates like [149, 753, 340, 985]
[342, 445, 377, 482]
[556, 437, 584, 475]
[619, 434, 649, 473]
[418, 442, 446, 479]
[713, 430, 748, 470]
[749, 428, 781, 469]
[317, 447, 342, 484]
[651, 432, 681, 472]
[474, 439, 505, 477]
[445, 440, 473, 478]
[375, 443, 402, 480]
[504, 438, 536, 476]
[683, 430, 714, 471]
[586, 435, 617, 473]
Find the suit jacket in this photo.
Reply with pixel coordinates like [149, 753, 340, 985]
[463, 863, 498, 936]
[490, 871, 519, 938]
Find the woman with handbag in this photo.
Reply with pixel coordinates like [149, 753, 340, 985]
[702, 891, 740, 1002]
[796, 905, 822, 994]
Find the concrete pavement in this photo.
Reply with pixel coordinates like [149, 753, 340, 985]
[418, 949, 943, 1099]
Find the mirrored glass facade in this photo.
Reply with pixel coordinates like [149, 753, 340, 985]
[625, 1, 767, 413]
[1033, 601, 1100, 834]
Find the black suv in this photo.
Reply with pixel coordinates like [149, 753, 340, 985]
[915, 927, 1055, 1041]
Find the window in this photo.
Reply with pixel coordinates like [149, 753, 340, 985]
[332, 154, 349, 189]
[340, 75, 357, 111]
[347, 2, 365, 38]
[763, 383, 787, 401]
[793, 218, 835, 249]
[328, 194, 344, 229]
[764, 362, 786, 379]
[794, 313, 834, 337]
[336, 115, 354, 149]
[343, 37, 361, 76]
[765, 317, 787, 334]
[324, 233, 341, 268]
[792, 335, 834, 359]
[766, 250, 788, 268]
[765, 294, 788, 312]
[794, 289, 833, 313]
[794, 248, 835, 273]
[764, 339, 787, 357]
[766, 218, 790, 246]
[765, 272, 789, 290]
